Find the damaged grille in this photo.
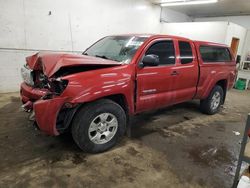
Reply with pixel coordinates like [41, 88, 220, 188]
[32, 71, 68, 95]
[33, 71, 49, 89]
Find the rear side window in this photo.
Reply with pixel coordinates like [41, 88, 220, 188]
[179, 41, 193, 64]
[145, 41, 175, 65]
[199, 45, 232, 62]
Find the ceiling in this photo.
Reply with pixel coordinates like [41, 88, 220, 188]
[148, 0, 250, 18]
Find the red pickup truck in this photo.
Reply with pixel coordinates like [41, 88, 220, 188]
[20, 34, 236, 153]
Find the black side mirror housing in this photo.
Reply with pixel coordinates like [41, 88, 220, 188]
[141, 54, 159, 67]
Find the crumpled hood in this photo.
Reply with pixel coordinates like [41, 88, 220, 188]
[26, 52, 122, 77]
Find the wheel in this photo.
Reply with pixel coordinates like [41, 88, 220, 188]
[71, 99, 126, 153]
[200, 85, 224, 115]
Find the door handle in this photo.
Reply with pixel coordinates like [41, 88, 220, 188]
[170, 71, 179, 76]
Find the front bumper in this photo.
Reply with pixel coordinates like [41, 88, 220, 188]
[20, 82, 48, 104]
[20, 82, 67, 136]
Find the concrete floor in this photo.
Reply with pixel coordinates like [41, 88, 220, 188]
[0, 89, 249, 188]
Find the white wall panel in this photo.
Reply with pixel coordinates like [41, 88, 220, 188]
[0, 50, 35, 93]
[160, 22, 228, 44]
[161, 8, 193, 23]
[69, 0, 161, 51]
[24, 0, 73, 51]
[0, 0, 161, 52]
[0, 0, 26, 49]
[0, 0, 162, 92]
[225, 22, 247, 56]
[195, 16, 250, 29]
[161, 21, 247, 58]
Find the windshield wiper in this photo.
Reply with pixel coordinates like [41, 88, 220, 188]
[83, 54, 117, 61]
[95, 55, 110, 60]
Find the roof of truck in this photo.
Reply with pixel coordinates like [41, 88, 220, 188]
[109, 34, 229, 47]
[194, 40, 229, 47]
[109, 34, 190, 40]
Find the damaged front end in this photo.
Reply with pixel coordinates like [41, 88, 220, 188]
[20, 63, 69, 107]
[20, 65, 71, 135]
[20, 52, 122, 136]
[20, 55, 73, 135]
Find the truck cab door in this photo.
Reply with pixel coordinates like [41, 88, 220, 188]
[172, 40, 199, 103]
[135, 39, 178, 113]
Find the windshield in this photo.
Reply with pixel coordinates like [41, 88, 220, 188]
[84, 36, 147, 64]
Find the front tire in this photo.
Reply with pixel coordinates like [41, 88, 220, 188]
[200, 85, 224, 115]
[71, 99, 126, 153]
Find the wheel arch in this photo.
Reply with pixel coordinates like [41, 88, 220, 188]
[56, 93, 129, 134]
[104, 94, 129, 115]
[215, 79, 227, 104]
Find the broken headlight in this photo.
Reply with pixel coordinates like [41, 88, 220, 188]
[21, 65, 34, 86]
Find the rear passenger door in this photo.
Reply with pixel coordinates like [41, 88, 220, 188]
[172, 40, 199, 103]
[136, 39, 178, 112]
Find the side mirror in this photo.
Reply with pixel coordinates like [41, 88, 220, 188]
[141, 54, 159, 67]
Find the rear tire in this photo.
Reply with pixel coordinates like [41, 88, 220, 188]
[200, 85, 224, 115]
[71, 99, 126, 153]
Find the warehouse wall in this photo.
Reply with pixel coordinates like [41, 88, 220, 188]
[194, 15, 250, 29]
[225, 22, 247, 57]
[160, 22, 228, 43]
[0, 0, 162, 92]
[160, 21, 247, 57]
[160, 8, 193, 22]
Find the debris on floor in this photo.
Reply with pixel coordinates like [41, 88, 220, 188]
[233, 131, 241, 136]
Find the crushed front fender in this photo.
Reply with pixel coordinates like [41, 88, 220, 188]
[33, 97, 68, 136]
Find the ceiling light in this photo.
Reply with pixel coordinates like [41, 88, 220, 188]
[160, 0, 218, 7]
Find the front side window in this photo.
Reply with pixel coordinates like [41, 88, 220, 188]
[84, 36, 147, 64]
[179, 41, 193, 64]
[145, 41, 175, 65]
[200, 45, 232, 62]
